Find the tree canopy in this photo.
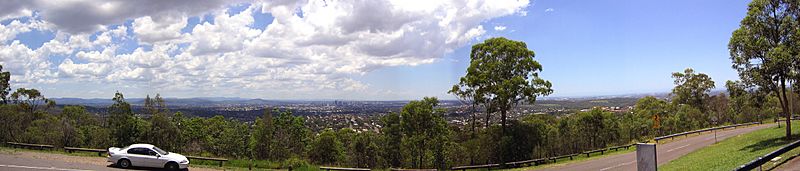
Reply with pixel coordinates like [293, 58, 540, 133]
[451, 37, 553, 135]
[729, 0, 800, 138]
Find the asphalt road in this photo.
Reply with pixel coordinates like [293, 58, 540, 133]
[536, 123, 776, 171]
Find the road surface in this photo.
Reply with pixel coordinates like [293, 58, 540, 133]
[0, 149, 219, 171]
[535, 123, 775, 171]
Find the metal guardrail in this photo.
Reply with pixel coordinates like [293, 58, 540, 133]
[64, 147, 106, 156]
[451, 143, 636, 170]
[186, 156, 228, 167]
[654, 122, 761, 143]
[319, 166, 371, 171]
[451, 163, 501, 170]
[5, 142, 54, 150]
[389, 168, 437, 171]
[736, 139, 800, 171]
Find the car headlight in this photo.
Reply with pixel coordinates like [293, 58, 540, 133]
[180, 159, 189, 164]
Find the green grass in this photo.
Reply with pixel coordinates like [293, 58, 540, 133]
[499, 145, 637, 171]
[660, 121, 799, 171]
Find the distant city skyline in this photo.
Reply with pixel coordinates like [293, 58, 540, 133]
[0, 0, 749, 100]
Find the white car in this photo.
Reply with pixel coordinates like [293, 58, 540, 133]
[107, 144, 189, 170]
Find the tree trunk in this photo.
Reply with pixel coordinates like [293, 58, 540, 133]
[501, 109, 507, 136]
[781, 79, 792, 139]
[470, 103, 476, 165]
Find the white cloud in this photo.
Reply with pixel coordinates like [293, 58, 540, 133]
[0, 0, 531, 99]
[545, 8, 555, 12]
[132, 16, 187, 44]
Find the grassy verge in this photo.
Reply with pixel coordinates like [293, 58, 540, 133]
[498, 145, 637, 171]
[660, 121, 798, 171]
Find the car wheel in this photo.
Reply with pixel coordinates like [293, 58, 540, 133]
[117, 159, 131, 168]
[165, 162, 179, 171]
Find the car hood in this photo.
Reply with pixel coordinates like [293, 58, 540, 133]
[161, 153, 188, 161]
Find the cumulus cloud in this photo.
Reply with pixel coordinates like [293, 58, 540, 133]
[0, 0, 531, 99]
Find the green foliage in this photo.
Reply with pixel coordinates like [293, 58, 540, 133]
[10, 88, 53, 114]
[0, 64, 9, 105]
[451, 37, 553, 135]
[309, 129, 344, 165]
[0, 105, 29, 142]
[729, 0, 800, 138]
[670, 68, 715, 112]
[107, 92, 141, 147]
[271, 110, 310, 160]
[250, 111, 274, 160]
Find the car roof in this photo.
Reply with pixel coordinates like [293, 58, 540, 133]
[127, 144, 155, 149]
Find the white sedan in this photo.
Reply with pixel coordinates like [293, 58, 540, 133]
[107, 144, 189, 170]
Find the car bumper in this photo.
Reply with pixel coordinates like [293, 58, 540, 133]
[179, 163, 189, 169]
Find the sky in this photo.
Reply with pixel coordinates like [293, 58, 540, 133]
[0, 0, 751, 100]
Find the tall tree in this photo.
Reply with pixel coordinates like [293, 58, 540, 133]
[380, 112, 403, 168]
[250, 110, 275, 160]
[451, 37, 553, 136]
[308, 128, 344, 165]
[729, 0, 800, 138]
[107, 92, 140, 146]
[10, 88, 53, 114]
[399, 97, 449, 169]
[0, 64, 10, 105]
[670, 68, 716, 112]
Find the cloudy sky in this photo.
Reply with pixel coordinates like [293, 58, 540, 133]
[0, 0, 750, 100]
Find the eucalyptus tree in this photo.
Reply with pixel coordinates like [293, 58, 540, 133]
[0, 64, 9, 105]
[729, 0, 800, 138]
[670, 68, 715, 112]
[451, 37, 553, 135]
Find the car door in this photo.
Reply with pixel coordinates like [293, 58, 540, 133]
[126, 148, 148, 167]
[127, 148, 159, 167]
[145, 148, 167, 167]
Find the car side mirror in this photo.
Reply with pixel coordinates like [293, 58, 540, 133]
[156, 154, 161, 158]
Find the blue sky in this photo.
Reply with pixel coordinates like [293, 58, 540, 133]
[356, 0, 750, 98]
[0, 0, 751, 100]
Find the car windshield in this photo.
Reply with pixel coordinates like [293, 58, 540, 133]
[152, 147, 168, 155]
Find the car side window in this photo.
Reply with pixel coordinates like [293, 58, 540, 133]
[126, 148, 155, 156]
[146, 149, 158, 156]
[127, 148, 143, 155]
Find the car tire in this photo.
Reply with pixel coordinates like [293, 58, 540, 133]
[165, 162, 180, 171]
[117, 159, 131, 168]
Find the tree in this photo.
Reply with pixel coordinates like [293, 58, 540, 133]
[0, 64, 10, 105]
[727, 80, 772, 122]
[251, 110, 275, 160]
[349, 132, 382, 168]
[59, 106, 96, 147]
[670, 68, 715, 112]
[633, 96, 668, 136]
[729, 0, 800, 138]
[380, 112, 403, 168]
[451, 37, 553, 136]
[10, 88, 54, 114]
[107, 92, 141, 146]
[398, 97, 450, 169]
[309, 128, 344, 165]
[271, 110, 310, 160]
